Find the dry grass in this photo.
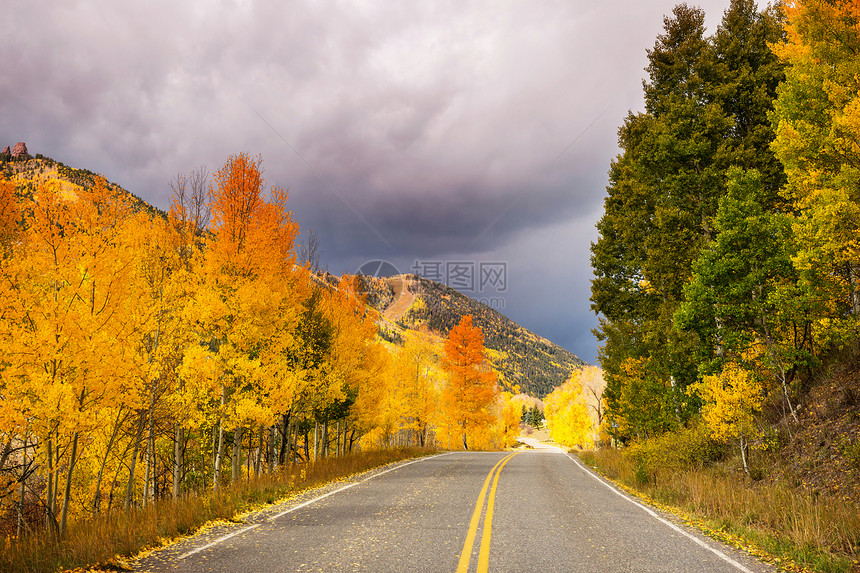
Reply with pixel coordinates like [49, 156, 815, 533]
[1, 448, 432, 573]
[579, 449, 860, 573]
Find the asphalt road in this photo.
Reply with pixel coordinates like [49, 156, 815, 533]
[134, 445, 775, 573]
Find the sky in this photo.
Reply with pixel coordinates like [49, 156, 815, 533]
[1, 0, 754, 364]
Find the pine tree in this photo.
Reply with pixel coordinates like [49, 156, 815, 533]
[591, 1, 786, 441]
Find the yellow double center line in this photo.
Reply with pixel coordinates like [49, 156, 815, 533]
[456, 452, 520, 573]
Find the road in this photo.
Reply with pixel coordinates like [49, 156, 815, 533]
[134, 446, 774, 572]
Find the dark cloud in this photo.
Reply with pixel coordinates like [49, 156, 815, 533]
[1, 0, 753, 364]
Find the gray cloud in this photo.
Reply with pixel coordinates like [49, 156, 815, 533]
[1, 0, 752, 363]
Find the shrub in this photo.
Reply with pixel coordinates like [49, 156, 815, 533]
[628, 420, 727, 479]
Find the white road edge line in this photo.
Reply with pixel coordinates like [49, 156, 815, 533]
[178, 523, 260, 560]
[176, 452, 453, 560]
[565, 453, 757, 573]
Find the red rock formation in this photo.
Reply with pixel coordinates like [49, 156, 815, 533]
[11, 142, 28, 158]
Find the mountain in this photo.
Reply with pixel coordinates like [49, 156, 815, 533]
[2, 152, 165, 219]
[358, 273, 587, 398]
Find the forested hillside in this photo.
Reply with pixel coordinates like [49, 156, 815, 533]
[357, 274, 587, 398]
[2, 152, 165, 220]
[406, 276, 586, 398]
[587, 3, 860, 568]
[591, 0, 860, 497]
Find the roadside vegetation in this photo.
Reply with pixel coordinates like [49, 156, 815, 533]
[584, 0, 860, 571]
[0, 448, 431, 573]
[579, 436, 859, 573]
[0, 152, 518, 571]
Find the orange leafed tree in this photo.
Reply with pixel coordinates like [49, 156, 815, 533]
[439, 315, 497, 450]
[196, 152, 305, 487]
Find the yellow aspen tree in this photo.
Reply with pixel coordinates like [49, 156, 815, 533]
[771, 0, 860, 346]
[8, 177, 144, 536]
[355, 347, 401, 449]
[544, 370, 594, 449]
[0, 178, 24, 510]
[0, 179, 19, 253]
[198, 153, 301, 487]
[491, 391, 522, 449]
[692, 361, 764, 474]
[399, 330, 440, 447]
[325, 276, 385, 452]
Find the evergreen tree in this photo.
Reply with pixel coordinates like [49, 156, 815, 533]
[591, 1, 785, 441]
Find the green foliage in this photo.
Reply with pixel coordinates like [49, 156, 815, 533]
[525, 405, 544, 427]
[591, 0, 786, 441]
[627, 422, 728, 479]
[676, 168, 812, 377]
[837, 435, 860, 470]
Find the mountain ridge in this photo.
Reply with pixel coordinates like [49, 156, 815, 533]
[357, 273, 586, 398]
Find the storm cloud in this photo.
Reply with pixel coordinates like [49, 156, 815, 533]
[1, 0, 752, 363]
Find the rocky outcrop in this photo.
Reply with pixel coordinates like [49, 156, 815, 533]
[1, 146, 9, 156]
[11, 142, 28, 159]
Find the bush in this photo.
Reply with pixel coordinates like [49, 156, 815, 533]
[628, 421, 727, 479]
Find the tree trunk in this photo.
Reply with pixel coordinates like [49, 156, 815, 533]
[45, 434, 57, 538]
[850, 261, 860, 315]
[740, 435, 749, 475]
[17, 438, 27, 539]
[278, 412, 290, 466]
[173, 423, 183, 499]
[760, 311, 799, 424]
[143, 408, 154, 506]
[213, 387, 227, 490]
[106, 450, 126, 514]
[59, 431, 79, 537]
[268, 425, 277, 473]
[213, 420, 225, 490]
[313, 422, 319, 462]
[125, 412, 146, 510]
[0, 440, 12, 473]
[231, 427, 243, 484]
[92, 409, 124, 515]
[246, 429, 252, 480]
[669, 376, 682, 425]
[255, 425, 264, 477]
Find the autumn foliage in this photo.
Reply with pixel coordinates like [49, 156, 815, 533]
[591, 0, 860, 459]
[437, 315, 499, 450]
[0, 153, 523, 551]
[544, 371, 594, 449]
